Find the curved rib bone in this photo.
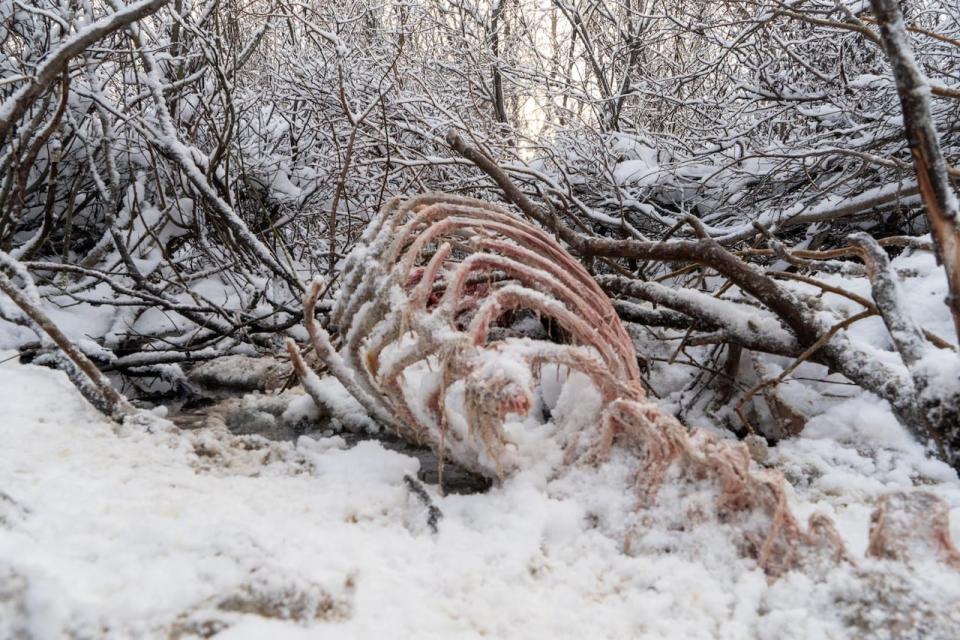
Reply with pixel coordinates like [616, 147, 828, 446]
[292, 193, 959, 578]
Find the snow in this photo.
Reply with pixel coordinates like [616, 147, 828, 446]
[3, 350, 960, 638]
[816, 250, 959, 353]
[283, 375, 377, 433]
[614, 158, 663, 187]
[7, 0, 960, 633]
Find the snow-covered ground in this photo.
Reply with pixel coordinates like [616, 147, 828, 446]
[2, 246, 960, 639]
[2, 346, 960, 639]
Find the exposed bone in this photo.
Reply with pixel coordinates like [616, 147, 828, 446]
[867, 492, 960, 568]
[293, 194, 960, 578]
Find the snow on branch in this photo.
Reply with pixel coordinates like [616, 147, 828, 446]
[871, 0, 960, 344]
[0, 0, 169, 139]
[0, 251, 132, 418]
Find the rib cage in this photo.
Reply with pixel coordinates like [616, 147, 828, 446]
[290, 193, 960, 577]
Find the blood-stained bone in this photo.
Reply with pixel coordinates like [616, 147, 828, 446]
[868, 492, 960, 568]
[290, 194, 958, 578]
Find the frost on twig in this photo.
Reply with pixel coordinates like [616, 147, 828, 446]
[291, 194, 960, 578]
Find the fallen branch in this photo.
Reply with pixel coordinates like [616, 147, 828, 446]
[0, 252, 132, 418]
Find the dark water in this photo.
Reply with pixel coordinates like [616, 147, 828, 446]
[169, 390, 491, 495]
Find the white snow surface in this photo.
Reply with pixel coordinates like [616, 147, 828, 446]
[2, 351, 960, 639]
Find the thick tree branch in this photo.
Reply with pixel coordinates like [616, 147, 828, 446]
[871, 0, 960, 344]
